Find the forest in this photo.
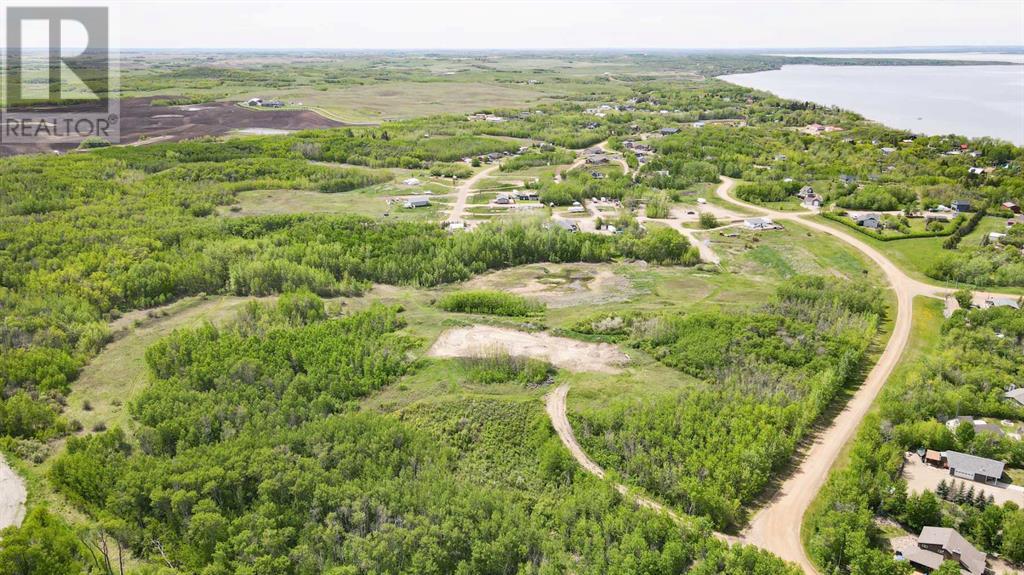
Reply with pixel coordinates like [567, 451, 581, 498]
[569, 276, 884, 530]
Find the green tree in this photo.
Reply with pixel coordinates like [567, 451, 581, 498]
[903, 491, 942, 532]
[1003, 509, 1024, 563]
[0, 507, 87, 575]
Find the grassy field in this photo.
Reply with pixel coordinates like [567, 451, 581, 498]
[814, 214, 1014, 289]
[221, 186, 452, 220]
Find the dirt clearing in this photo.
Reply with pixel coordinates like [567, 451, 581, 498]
[464, 263, 637, 308]
[427, 325, 629, 373]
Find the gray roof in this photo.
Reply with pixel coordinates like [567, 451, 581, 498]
[900, 546, 945, 571]
[918, 527, 987, 575]
[1005, 388, 1024, 405]
[854, 213, 881, 222]
[943, 450, 1005, 480]
[987, 297, 1020, 309]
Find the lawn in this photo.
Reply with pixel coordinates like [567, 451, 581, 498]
[814, 214, 1017, 290]
[222, 186, 451, 221]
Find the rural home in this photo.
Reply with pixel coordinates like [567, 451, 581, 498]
[897, 527, 986, 575]
[946, 416, 1005, 438]
[744, 217, 779, 231]
[515, 190, 538, 201]
[1005, 387, 1024, 407]
[494, 193, 513, 205]
[944, 451, 1005, 485]
[968, 167, 987, 175]
[797, 185, 814, 198]
[402, 177, 421, 186]
[403, 197, 431, 209]
[953, 200, 972, 213]
[854, 213, 882, 229]
[985, 297, 1020, 310]
[1003, 202, 1021, 214]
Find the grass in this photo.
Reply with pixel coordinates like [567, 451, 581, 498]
[801, 296, 946, 563]
[221, 186, 451, 221]
[814, 214, 1021, 291]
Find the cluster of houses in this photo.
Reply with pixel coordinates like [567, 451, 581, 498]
[622, 139, 654, 165]
[245, 97, 286, 108]
[799, 123, 843, 136]
[492, 190, 540, 206]
[466, 113, 507, 123]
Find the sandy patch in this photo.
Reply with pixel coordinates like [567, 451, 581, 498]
[464, 263, 637, 309]
[427, 325, 629, 373]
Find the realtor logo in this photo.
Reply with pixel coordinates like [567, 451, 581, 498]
[2, 5, 120, 146]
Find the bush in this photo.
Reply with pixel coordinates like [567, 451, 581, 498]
[699, 212, 719, 229]
[461, 353, 554, 386]
[437, 290, 544, 316]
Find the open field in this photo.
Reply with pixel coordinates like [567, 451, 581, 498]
[0, 97, 343, 156]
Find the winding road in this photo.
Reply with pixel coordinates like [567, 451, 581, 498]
[546, 176, 1018, 573]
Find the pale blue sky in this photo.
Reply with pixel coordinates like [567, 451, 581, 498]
[13, 0, 1024, 50]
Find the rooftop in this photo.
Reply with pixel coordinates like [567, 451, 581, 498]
[943, 450, 1005, 480]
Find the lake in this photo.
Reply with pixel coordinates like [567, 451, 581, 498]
[721, 64, 1024, 145]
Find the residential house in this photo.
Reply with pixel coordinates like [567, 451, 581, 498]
[1005, 387, 1024, 407]
[969, 167, 987, 176]
[797, 185, 815, 198]
[515, 190, 539, 201]
[494, 193, 513, 205]
[985, 297, 1020, 309]
[944, 450, 1005, 485]
[586, 155, 610, 165]
[953, 200, 972, 213]
[898, 527, 986, 575]
[854, 213, 882, 229]
[744, 217, 779, 231]
[946, 416, 1005, 438]
[246, 98, 263, 106]
[403, 197, 431, 209]
[1004, 202, 1021, 214]
[402, 177, 421, 186]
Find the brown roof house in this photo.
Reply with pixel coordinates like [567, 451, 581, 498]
[898, 526, 987, 575]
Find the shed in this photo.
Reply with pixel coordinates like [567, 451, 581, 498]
[952, 200, 972, 212]
[403, 197, 431, 209]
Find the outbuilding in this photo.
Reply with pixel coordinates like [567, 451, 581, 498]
[943, 450, 1005, 485]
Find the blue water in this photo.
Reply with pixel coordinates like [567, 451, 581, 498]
[722, 64, 1024, 145]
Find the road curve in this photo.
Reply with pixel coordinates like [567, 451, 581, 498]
[545, 384, 741, 543]
[0, 454, 26, 533]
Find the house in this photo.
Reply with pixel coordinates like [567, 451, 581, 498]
[839, 174, 856, 184]
[944, 450, 1005, 485]
[898, 527, 986, 575]
[586, 155, 610, 165]
[952, 200, 971, 213]
[804, 196, 822, 208]
[403, 197, 431, 209]
[402, 177, 421, 186]
[515, 190, 538, 201]
[797, 185, 814, 198]
[969, 167, 987, 175]
[262, 100, 285, 108]
[744, 217, 779, 231]
[245, 98, 263, 106]
[854, 213, 882, 229]
[946, 416, 1005, 437]
[1005, 387, 1024, 407]
[985, 297, 1020, 309]
[658, 127, 679, 135]
[494, 193, 512, 205]
[1004, 202, 1021, 214]
[989, 232, 1007, 243]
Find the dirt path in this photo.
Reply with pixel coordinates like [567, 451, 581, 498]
[636, 215, 723, 264]
[0, 454, 26, 532]
[545, 385, 740, 543]
[597, 140, 630, 176]
[448, 164, 500, 225]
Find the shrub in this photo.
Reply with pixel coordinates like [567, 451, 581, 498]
[461, 353, 554, 386]
[437, 290, 544, 316]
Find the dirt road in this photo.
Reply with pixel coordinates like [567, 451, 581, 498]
[546, 176, 1021, 573]
[428, 325, 629, 373]
[0, 455, 26, 532]
[596, 140, 630, 176]
[447, 164, 500, 225]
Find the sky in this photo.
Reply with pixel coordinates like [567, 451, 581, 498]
[10, 0, 1024, 51]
